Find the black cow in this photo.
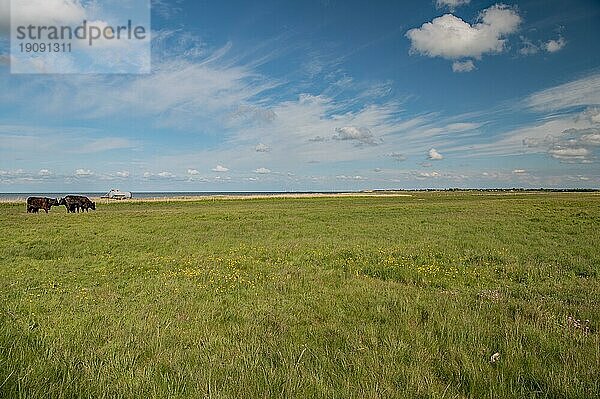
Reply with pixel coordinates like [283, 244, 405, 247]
[26, 197, 59, 213]
[59, 195, 96, 213]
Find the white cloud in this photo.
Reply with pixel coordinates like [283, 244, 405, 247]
[525, 73, 600, 112]
[143, 172, 153, 178]
[406, 4, 521, 69]
[212, 165, 229, 172]
[420, 122, 481, 137]
[418, 171, 440, 178]
[581, 133, 600, 145]
[333, 126, 381, 145]
[429, 148, 444, 160]
[544, 36, 566, 53]
[548, 147, 590, 161]
[1, 36, 411, 171]
[336, 175, 366, 180]
[458, 105, 599, 163]
[519, 36, 539, 55]
[38, 169, 52, 176]
[157, 171, 175, 178]
[1, 0, 86, 35]
[77, 138, 136, 153]
[537, 127, 600, 162]
[254, 167, 271, 174]
[512, 169, 526, 174]
[187, 169, 200, 175]
[230, 105, 276, 125]
[436, 0, 470, 11]
[9, 46, 277, 129]
[255, 143, 271, 152]
[582, 107, 600, 125]
[446, 122, 481, 131]
[116, 171, 130, 178]
[452, 60, 476, 72]
[75, 168, 93, 177]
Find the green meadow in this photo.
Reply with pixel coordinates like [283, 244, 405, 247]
[0, 192, 598, 398]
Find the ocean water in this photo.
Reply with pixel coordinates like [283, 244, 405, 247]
[0, 192, 344, 201]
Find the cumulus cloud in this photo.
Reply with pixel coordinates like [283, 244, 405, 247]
[333, 126, 381, 145]
[519, 33, 566, 57]
[255, 143, 271, 152]
[512, 169, 526, 174]
[452, 60, 476, 72]
[158, 171, 175, 178]
[523, 121, 600, 163]
[406, 4, 521, 70]
[187, 169, 200, 175]
[38, 169, 52, 176]
[544, 36, 566, 53]
[436, 0, 470, 11]
[0, 169, 25, 177]
[308, 136, 327, 142]
[75, 168, 93, 177]
[254, 167, 271, 174]
[116, 171, 130, 178]
[428, 148, 444, 160]
[418, 171, 440, 178]
[212, 165, 229, 172]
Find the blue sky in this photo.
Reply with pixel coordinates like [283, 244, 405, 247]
[1, 0, 599, 191]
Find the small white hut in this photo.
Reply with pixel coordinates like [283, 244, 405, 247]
[102, 189, 132, 200]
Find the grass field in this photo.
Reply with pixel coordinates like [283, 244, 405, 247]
[0, 192, 599, 398]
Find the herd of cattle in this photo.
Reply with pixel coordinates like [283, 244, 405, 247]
[26, 195, 96, 214]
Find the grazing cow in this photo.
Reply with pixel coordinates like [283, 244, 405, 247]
[26, 197, 59, 213]
[58, 197, 77, 213]
[78, 196, 96, 212]
[59, 195, 96, 213]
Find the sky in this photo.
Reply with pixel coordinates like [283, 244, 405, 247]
[0, 0, 599, 192]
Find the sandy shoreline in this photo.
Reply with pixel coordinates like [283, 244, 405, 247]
[0, 192, 415, 204]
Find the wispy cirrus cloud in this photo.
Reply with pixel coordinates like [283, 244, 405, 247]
[76, 138, 138, 153]
[436, 0, 470, 11]
[524, 73, 600, 112]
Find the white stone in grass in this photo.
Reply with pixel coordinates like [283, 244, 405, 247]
[490, 352, 500, 363]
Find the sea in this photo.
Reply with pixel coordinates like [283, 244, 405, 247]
[0, 192, 348, 201]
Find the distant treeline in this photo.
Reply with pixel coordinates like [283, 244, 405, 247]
[369, 188, 599, 193]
